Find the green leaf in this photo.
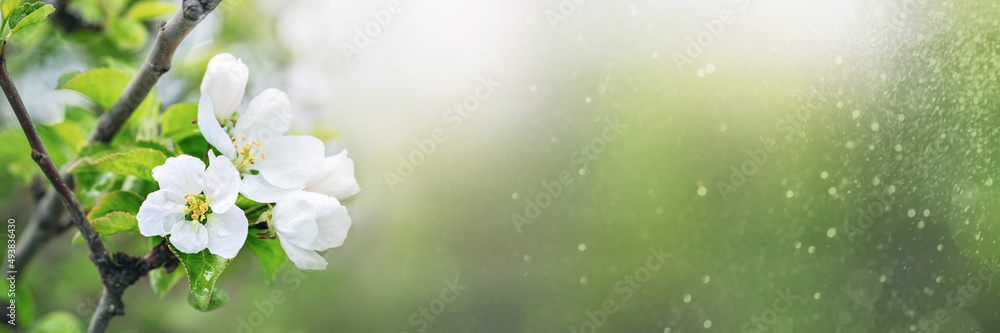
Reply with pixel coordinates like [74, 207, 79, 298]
[7, 1, 41, 29]
[187, 288, 229, 312]
[1, 0, 20, 25]
[126, 2, 176, 21]
[107, 17, 146, 51]
[8, 2, 53, 37]
[87, 190, 143, 220]
[68, 147, 168, 181]
[245, 236, 286, 284]
[59, 68, 131, 110]
[89, 212, 138, 236]
[168, 244, 233, 312]
[149, 237, 184, 299]
[29, 311, 83, 333]
[56, 71, 82, 89]
[161, 103, 199, 140]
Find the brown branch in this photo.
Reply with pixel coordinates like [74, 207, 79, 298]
[89, 0, 222, 143]
[5, 2, 220, 331]
[0, 41, 110, 272]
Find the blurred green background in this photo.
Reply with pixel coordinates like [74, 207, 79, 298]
[2, 0, 1000, 332]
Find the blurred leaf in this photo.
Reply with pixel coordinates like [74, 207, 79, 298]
[245, 236, 286, 285]
[161, 103, 199, 140]
[68, 147, 168, 181]
[175, 134, 208, 159]
[87, 190, 143, 219]
[149, 236, 184, 299]
[126, 2, 175, 21]
[168, 244, 232, 312]
[1, 0, 19, 26]
[89, 211, 138, 236]
[30, 311, 83, 333]
[107, 17, 146, 51]
[59, 68, 130, 110]
[79, 141, 175, 161]
[8, 2, 53, 37]
[187, 288, 228, 312]
[56, 71, 81, 89]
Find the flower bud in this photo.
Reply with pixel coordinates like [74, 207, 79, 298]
[201, 53, 249, 121]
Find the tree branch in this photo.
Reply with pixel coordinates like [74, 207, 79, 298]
[0, 41, 111, 272]
[89, 0, 221, 143]
[5, 1, 220, 331]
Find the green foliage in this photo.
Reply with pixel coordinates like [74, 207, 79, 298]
[168, 244, 233, 312]
[6, 1, 53, 39]
[245, 236, 287, 285]
[59, 68, 131, 110]
[68, 147, 169, 181]
[29, 311, 83, 333]
[0, 0, 19, 31]
[107, 16, 145, 51]
[86, 190, 144, 220]
[161, 102, 200, 140]
[187, 288, 229, 312]
[125, 1, 176, 21]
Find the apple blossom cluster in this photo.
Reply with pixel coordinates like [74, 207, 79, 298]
[137, 53, 361, 270]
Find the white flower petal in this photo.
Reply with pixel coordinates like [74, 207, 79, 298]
[255, 135, 325, 189]
[205, 207, 248, 258]
[278, 237, 328, 270]
[136, 191, 184, 237]
[201, 53, 248, 120]
[197, 95, 236, 158]
[239, 173, 302, 203]
[204, 155, 241, 213]
[169, 221, 209, 254]
[304, 150, 361, 200]
[272, 193, 320, 248]
[307, 204, 351, 251]
[234, 89, 292, 143]
[151, 155, 206, 201]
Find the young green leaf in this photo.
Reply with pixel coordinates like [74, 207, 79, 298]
[1, 0, 20, 26]
[161, 103, 200, 140]
[7, 2, 53, 37]
[187, 288, 229, 312]
[56, 71, 82, 89]
[245, 236, 287, 285]
[126, 2, 176, 21]
[168, 244, 233, 312]
[89, 211, 138, 236]
[68, 148, 169, 182]
[87, 190, 144, 220]
[59, 68, 131, 110]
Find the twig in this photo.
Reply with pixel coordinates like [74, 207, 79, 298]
[5, 2, 219, 331]
[0, 41, 110, 272]
[89, 0, 222, 143]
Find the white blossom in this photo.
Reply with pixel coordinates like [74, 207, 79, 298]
[137, 155, 248, 258]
